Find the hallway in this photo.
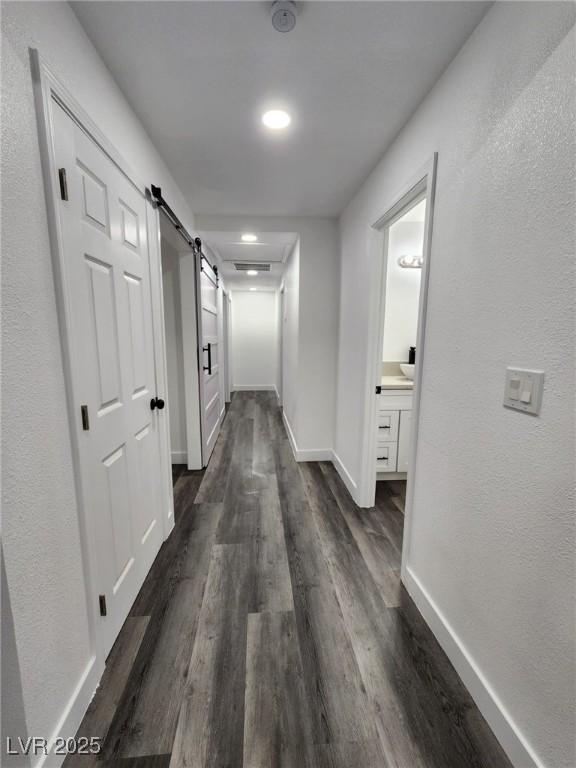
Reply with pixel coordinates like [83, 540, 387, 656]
[68, 391, 512, 768]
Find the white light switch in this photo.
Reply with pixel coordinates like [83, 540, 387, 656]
[504, 368, 544, 415]
[508, 378, 521, 401]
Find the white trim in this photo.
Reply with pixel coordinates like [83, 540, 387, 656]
[34, 656, 102, 768]
[403, 567, 543, 768]
[222, 288, 231, 403]
[171, 450, 188, 464]
[297, 448, 333, 462]
[146, 203, 175, 536]
[282, 410, 299, 457]
[282, 412, 332, 462]
[274, 386, 280, 402]
[232, 385, 276, 391]
[332, 451, 359, 500]
[376, 471, 407, 481]
[400, 155, 437, 572]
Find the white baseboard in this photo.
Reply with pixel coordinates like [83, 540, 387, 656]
[281, 412, 331, 463]
[332, 451, 359, 500]
[171, 450, 187, 464]
[376, 471, 407, 480]
[402, 565, 542, 768]
[282, 410, 298, 456]
[297, 448, 333, 461]
[35, 655, 103, 768]
[232, 385, 275, 391]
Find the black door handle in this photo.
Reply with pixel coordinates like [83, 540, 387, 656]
[150, 397, 165, 411]
[203, 343, 212, 375]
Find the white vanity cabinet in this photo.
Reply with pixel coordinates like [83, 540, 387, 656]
[376, 389, 413, 475]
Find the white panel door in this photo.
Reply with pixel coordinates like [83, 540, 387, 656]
[53, 102, 163, 656]
[196, 252, 222, 465]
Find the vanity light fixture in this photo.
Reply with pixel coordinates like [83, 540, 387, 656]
[262, 110, 291, 130]
[397, 255, 423, 269]
[246, 270, 258, 276]
[241, 233, 258, 242]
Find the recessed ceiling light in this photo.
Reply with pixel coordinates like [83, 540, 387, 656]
[249, 287, 257, 292]
[246, 269, 258, 276]
[262, 110, 291, 130]
[241, 233, 258, 242]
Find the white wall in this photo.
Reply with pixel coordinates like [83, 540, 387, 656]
[161, 237, 187, 463]
[196, 216, 338, 456]
[281, 241, 300, 427]
[383, 220, 423, 362]
[334, 4, 575, 768]
[1, 1, 195, 760]
[230, 291, 278, 390]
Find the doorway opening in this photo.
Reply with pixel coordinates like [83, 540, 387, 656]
[362, 156, 437, 576]
[197, 230, 298, 413]
[374, 195, 426, 513]
[159, 216, 225, 480]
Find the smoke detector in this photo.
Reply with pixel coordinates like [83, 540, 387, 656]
[271, 1, 297, 33]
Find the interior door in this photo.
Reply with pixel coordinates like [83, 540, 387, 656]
[53, 102, 164, 656]
[196, 252, 222, 464]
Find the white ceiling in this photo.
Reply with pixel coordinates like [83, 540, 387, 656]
[200, 231, 298, 290]
[72, 1, 490, 217]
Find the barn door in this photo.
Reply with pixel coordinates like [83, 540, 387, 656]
[52, 101, 164, 656]
[196, 251, 222, 465]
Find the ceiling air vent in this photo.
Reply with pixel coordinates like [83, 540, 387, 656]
[234, 263, 271, 272]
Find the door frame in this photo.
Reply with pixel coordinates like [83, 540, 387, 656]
[358, 154, 437, 579]
[277, 287, 285, 406]
[222, 288, 232, 403]
[30, 49, 174, 666]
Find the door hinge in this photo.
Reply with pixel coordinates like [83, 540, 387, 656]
[81, 405, 90, 431]
[375, 385, 382, 394]
[99, 595, 107, 617]
[58, 168, 68, 201]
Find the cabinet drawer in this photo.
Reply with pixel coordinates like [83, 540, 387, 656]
[376, 410, 399, 442]
[376, 442, 397, 472]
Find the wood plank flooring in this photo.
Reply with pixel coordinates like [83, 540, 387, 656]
[67, 391, 512, 768]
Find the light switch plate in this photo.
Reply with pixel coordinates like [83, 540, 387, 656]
[504, 368, 544, 415]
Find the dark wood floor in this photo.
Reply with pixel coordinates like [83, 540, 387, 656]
[67, 391, 512, 768]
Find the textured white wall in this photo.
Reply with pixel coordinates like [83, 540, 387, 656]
[230, 291, 278, 389]
[1, 0, 195, 754]
[383, 221, 423, 362]
[161, 239, 187, 461]
[195, 216, 339, 453]
[334, 4, 575, 767]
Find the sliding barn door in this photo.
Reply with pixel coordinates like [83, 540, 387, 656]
[53, 102, 164, 656]
[196, 252, 222, 465]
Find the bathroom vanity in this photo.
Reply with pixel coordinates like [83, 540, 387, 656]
[376, 379, 413, 475]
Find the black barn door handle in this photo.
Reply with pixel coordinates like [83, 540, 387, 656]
[203, 343, 212, 375]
